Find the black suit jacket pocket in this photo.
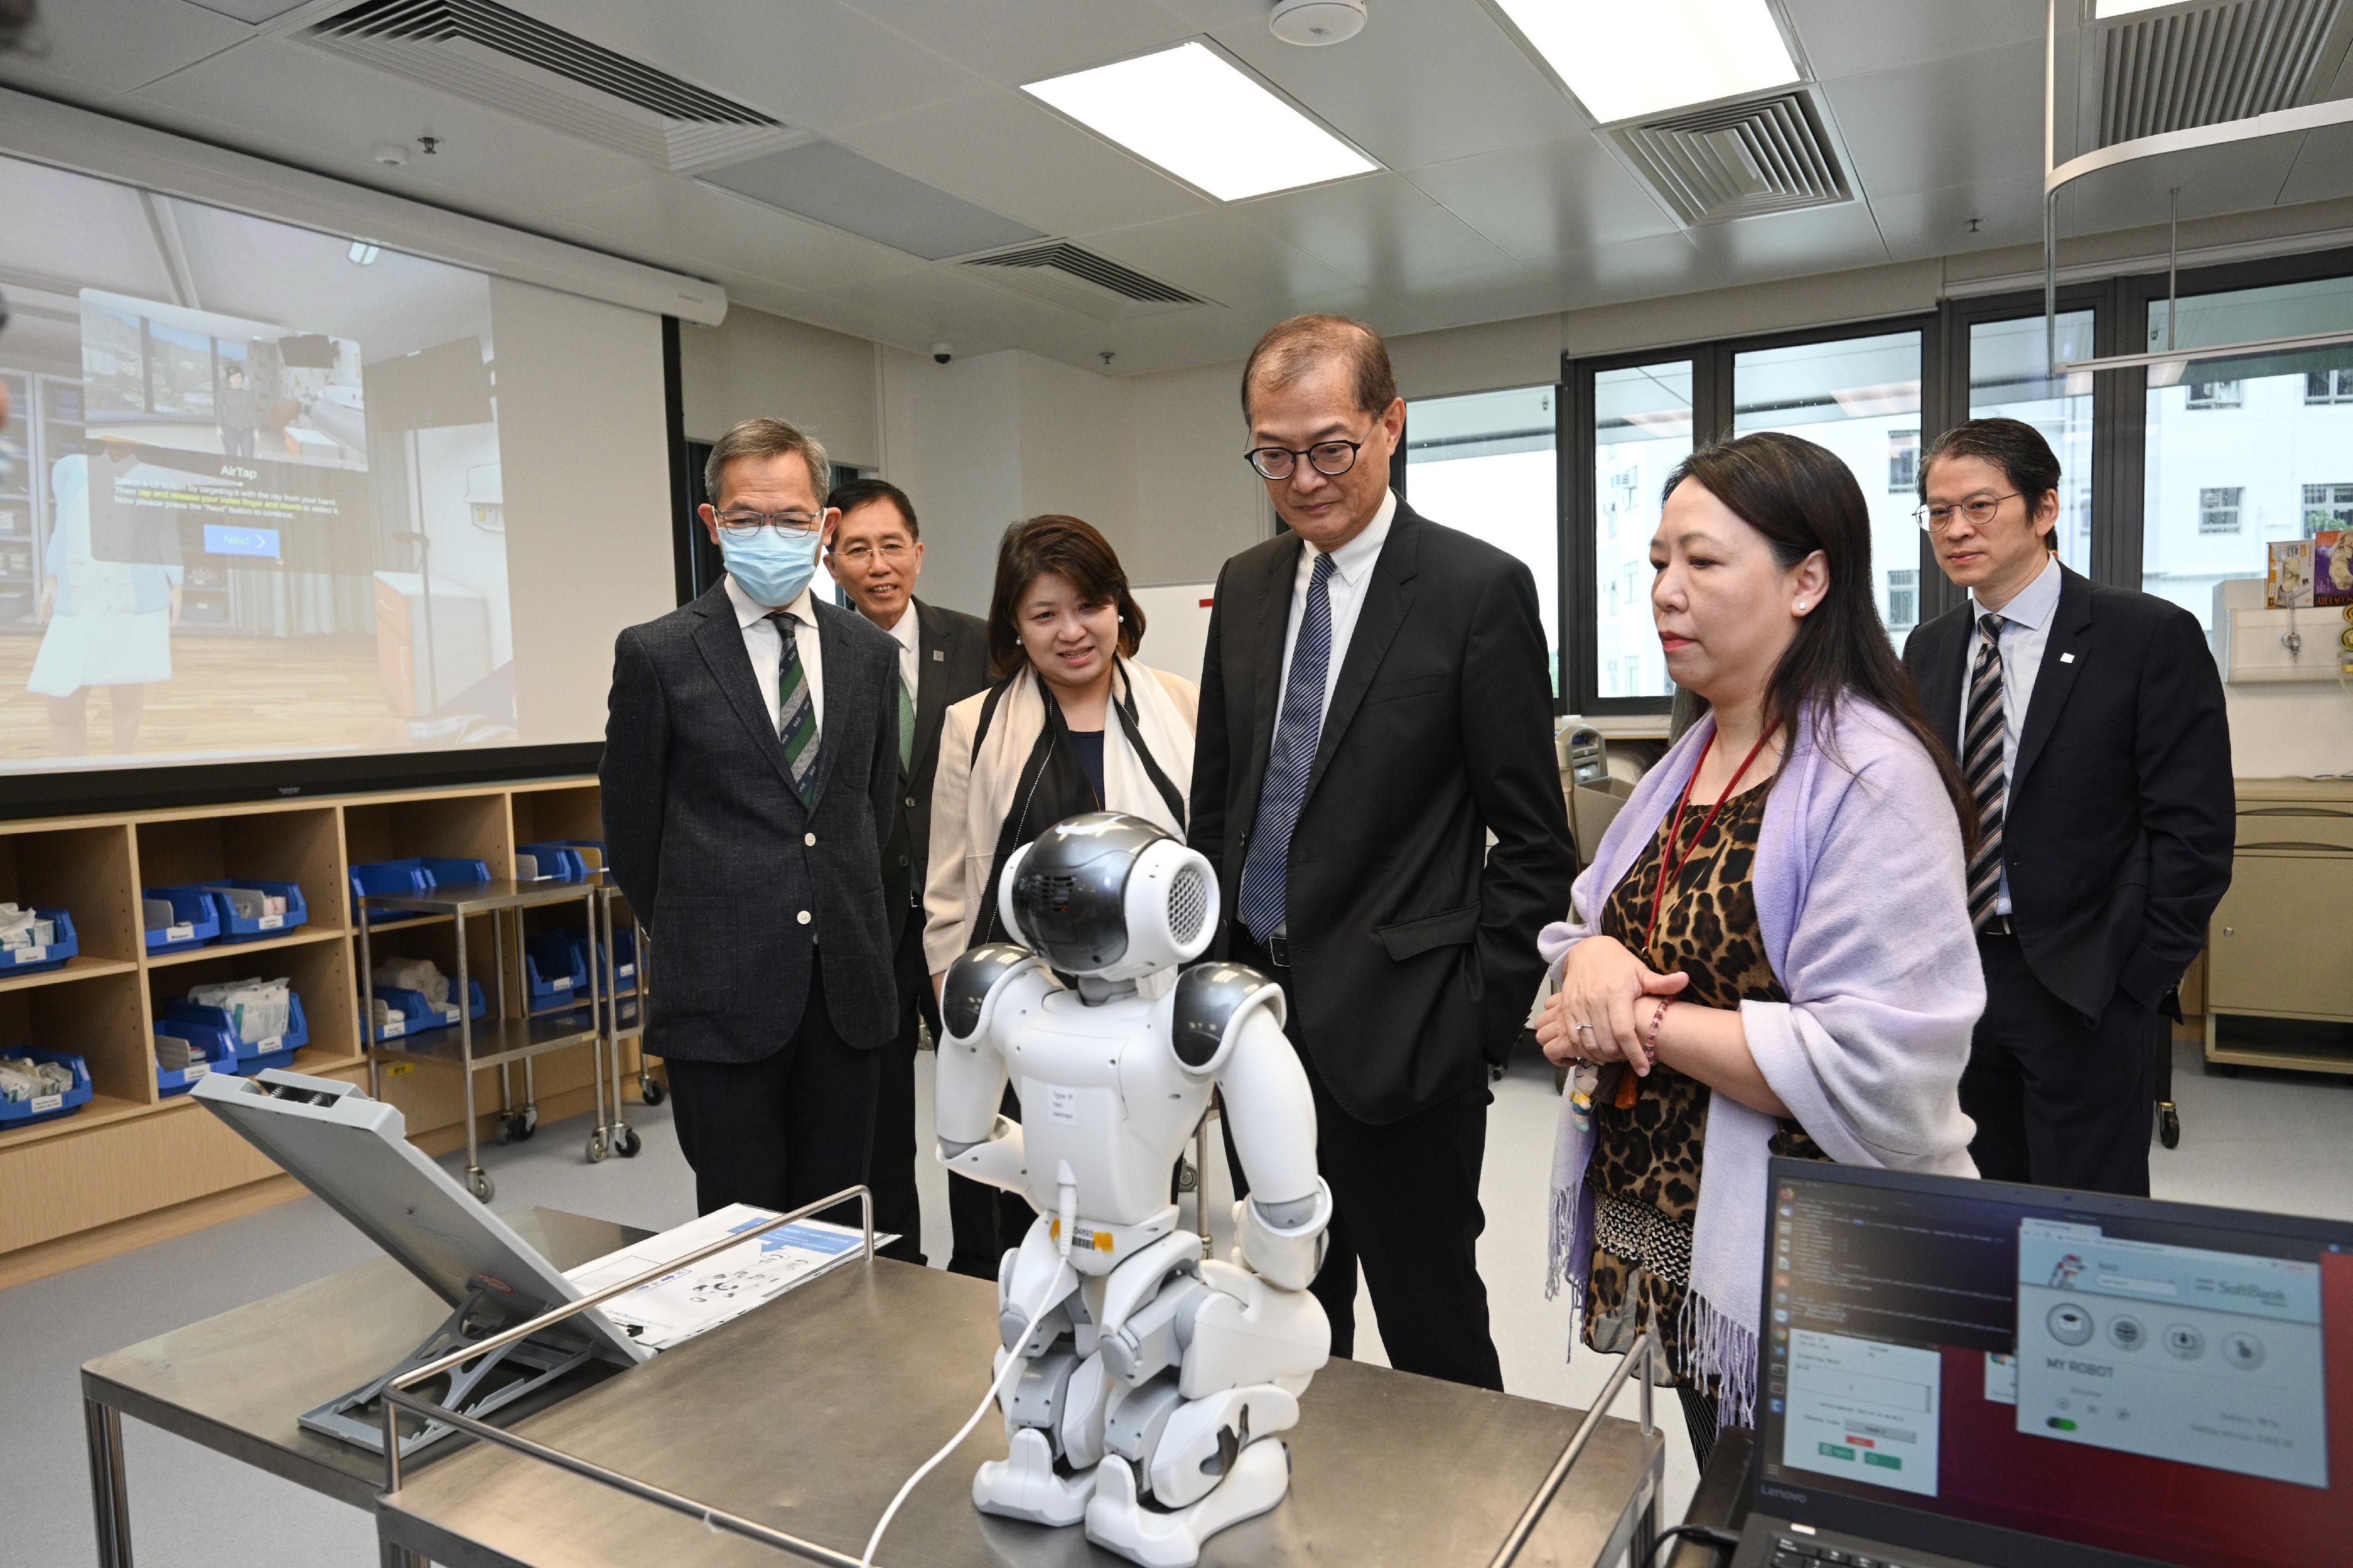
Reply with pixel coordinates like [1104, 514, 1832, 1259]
[1376, 902, 1480, 960]
[1361, 672, 1450, 706]
[649, 894, 746, 1015]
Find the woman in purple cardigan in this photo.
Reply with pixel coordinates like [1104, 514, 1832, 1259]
[1537, 432, 1984, 1466]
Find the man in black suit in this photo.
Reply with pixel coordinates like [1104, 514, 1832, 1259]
[824, 476, 988, 1266]
[602, 418, 901, 1222]
[1191, 314, 1574, 1390]
[1903, 418, 2232, 1197]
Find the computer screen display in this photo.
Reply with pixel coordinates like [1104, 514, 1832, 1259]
[1755, 1163, 2353, 1568]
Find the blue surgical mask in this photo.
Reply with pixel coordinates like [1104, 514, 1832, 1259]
[719, 524, 822, 608]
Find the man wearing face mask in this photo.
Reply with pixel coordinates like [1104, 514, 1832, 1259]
[601, 418, 904, 1222]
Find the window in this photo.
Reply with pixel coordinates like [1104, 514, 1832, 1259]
[2145, 273, 2353, 626]
[2309, 369, 2353, 405]
[2307, 483, 2353, 533]
[1886, 568, 1918, 631]
[1404, 385, 1558, 693]
[1590, 361, 1691, 702]
[1734, 328, 1924, 650]
[1888, 429, 1919, 493]
[1969, 311, 2095, 575]
[2198, 487, 2243, 534]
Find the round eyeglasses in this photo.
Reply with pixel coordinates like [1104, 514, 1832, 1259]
[1244, 439, 1363, 482]
[712, 509, 826, 536]
[1915, 492, 2021, 534]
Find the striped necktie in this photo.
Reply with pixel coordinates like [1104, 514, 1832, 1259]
[897, 676, 915, 778]
[1963, 613, 2007, 930]
[766, 610, 819, 799]
[1237, 551, 1336, 943]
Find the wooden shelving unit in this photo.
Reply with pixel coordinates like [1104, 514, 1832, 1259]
[0, 776, 651, 1287]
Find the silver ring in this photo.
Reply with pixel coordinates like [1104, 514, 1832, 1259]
[1573, 1022, 1595, 1034]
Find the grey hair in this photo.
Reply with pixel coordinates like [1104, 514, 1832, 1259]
[705, 417, 831, 508]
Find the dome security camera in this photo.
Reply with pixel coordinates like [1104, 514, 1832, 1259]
[373, 144, 410, 168]
[931, 342, 953, 364]
[1271, 0, 1366, 46]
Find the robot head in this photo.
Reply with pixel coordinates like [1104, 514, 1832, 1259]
[996, 812, 1218, 982]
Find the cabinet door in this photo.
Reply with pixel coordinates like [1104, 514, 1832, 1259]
[2207, 853, 2353, 1018]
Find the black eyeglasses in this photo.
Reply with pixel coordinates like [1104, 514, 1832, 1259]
[1244, 439, 1363, 481]
[1915, 492, 2021, 534]
[711, 508, 828, 536]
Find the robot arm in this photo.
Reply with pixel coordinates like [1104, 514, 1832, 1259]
[1219, 1010, 1331, 1292]
[935, 944, 1038, 1177]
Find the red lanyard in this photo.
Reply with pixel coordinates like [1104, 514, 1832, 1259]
[1644, 728, 1774, 955]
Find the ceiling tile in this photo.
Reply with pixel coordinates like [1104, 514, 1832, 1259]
[2056, 135, 2306, 236]
[815, 262, 1119, 346]
[1819, 39, 2047, 202]
[1240, 173, 1528, 291]
[1406, 135, 1681, 262]
[835, 0, 1196, 88]
[838, 88, 1209, 236]
[1208, 5, 1588, 170]
[0, 0, 248, 98]
[1674, 201, 1894, 281]
[545, 176, 931, 296]
[1869, 174, 2049, 264]
[526, 0, 988, 137]
[1076, 208, 1364, 307]
[1782, 0, 2051, 82]
[2278, 126, 2353, 207]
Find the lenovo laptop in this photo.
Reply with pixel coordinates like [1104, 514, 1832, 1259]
[1731, 1159, 2351, 1568]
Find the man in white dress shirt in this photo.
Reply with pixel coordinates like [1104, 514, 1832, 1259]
[822, 477, 987, 1266]
[601, 418, 902, 1220]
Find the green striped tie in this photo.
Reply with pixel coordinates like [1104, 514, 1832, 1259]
[897, 676, 915, 778]
[767, 610, 819, 798]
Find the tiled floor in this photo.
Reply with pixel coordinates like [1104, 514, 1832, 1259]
[4, 1036, 2348, 1566]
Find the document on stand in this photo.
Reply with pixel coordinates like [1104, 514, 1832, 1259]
[563, 1203, 898, 1350]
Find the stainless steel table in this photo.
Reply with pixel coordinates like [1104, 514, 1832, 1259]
[82, 1207, 645, 1568]
[378, 1257, 1665, 1568]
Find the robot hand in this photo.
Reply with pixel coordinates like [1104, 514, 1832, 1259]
[1234, 1181, 1333, 1293]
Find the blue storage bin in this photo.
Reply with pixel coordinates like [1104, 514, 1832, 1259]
[347, 856, 493, 923]
[161, 990, 309, 1078]
[198, 879, 309, 942]
[522, 931, 589, 1013]
[143, 887, 221, 954]
[515, 842, 591, 882]
[573, 925, 638, 998]
[0, 908, 79, 976]
[368, 978, 487, 1043]
[152, 1017, 238, 1097]
[0, 1047, 93, 1128]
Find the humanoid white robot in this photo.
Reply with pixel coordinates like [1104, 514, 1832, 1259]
[935, 812, 1333, 1568]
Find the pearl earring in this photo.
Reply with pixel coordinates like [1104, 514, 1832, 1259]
[1795, 600, 1808, 612]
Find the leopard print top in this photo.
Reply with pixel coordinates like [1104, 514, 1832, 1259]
[1579, 775, 1828, 1380]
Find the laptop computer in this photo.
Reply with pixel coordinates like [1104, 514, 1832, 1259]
[1729, 1159, 2352, 1568]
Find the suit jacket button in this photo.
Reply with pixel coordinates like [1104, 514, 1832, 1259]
[805, 832, 817, 846]
[905, 796, 918, 809]
[797, 910, 812, 925]
[898, 854, 909, 866]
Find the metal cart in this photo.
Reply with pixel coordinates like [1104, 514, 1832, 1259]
[361, 878, 610, 1203]
[584, 880, 645, 1164]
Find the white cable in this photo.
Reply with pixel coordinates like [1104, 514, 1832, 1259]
[860, 1308, 1035, 1568]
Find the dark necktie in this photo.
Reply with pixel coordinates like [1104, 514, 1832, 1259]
[766, 610, 819, 799]
[897, 676, 915, 778]
[1963, 613, 2007, 930]
[1237, 552, 1336, 943]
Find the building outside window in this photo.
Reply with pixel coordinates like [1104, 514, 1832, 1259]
[2184, 380, 2243, 409]
[2144, 273, 2353, 626]
[2306, 482, 2353, 533]
[1591, 361, 1691, 699]
[1969, 312, 2094, 574]
[2198, 487, 2242, 535]
[1404, 384, 1558, 694]
[1886, 568, 1918, 634]
[1888, 429, 1919, 492]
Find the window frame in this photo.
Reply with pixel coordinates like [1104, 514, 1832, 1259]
[1564, 310, 1938, 716]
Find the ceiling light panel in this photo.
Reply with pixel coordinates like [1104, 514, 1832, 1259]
[1022, 41, 1377, 202]
[1492, 0, 1801, 126]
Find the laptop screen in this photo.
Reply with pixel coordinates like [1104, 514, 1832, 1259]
[1752, 1161, 2353, 1568]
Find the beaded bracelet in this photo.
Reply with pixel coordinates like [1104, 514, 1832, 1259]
[1642, 997, 1673, 1067]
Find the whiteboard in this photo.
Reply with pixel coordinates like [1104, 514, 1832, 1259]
[1129, 582, 1219, 686]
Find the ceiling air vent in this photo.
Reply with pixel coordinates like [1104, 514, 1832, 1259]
[301, 0, 801, 170]
[1608, 90, 1851, 227]
[959, 242, 1211, 323]
[2092, 0, 2353, 146]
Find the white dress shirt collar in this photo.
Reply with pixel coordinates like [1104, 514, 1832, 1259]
[725, 572, 817, 630]
[1973, 552, 2061, 632]
[1310, 488, 1397, 584]
[882, 600, 921, 695]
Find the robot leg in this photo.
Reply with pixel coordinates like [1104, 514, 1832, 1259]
[974, 1218, 1102, 1526]
[1084, 1261, 1329, 1567]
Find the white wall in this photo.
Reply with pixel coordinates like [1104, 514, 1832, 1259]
[678, 305, 880, 469]
[876, 347, 1023, 617]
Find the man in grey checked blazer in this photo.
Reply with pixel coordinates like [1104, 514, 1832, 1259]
[601, 418, 901, 1220]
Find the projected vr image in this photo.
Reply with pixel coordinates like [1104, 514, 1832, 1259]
[0, 151, 515, 770]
